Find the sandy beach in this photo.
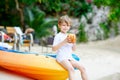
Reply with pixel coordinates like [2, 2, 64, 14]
[0, 35, 120, 80]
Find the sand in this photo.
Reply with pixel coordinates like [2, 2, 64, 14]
[0, 35, 120, 80]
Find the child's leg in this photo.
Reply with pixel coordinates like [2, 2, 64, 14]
[70, 60, 88, 80]
[58, 60, 75, 80]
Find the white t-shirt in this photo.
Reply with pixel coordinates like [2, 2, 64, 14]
[53, 32, 74, 62]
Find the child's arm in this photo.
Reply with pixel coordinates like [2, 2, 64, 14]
[52, 38, 67, 51]
[72, 43, 76, 51]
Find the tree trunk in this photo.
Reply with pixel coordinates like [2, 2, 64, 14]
[15, 0, 24, 30]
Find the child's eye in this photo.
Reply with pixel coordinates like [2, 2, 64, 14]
[62, 25, 66, 26]
[68, 25, 70, 26]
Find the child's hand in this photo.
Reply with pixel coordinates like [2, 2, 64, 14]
[63, 37, 68, 43]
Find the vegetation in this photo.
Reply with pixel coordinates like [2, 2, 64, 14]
[94, 0, 120, 38]
[94, 0, 120, 22]
[99, 23, 110, 39]
[77, 23, 88, 42]
[0, 0, 92, 40]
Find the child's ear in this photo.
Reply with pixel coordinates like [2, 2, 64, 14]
[58, 24, 60, 28]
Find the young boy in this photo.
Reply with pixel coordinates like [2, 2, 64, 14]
[52, 15, 88, 80]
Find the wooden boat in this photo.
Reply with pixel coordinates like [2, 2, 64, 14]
[0, 51, 68, 80]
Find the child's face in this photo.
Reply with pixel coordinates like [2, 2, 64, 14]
[58, 22, 70, 33]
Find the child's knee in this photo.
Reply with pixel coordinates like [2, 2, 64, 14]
[68, 67, 75, 73]
[78, 65, 86, 73]
[80, 66, 86, 73]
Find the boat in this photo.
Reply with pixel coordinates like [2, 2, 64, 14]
[44, 53, 80, 61]
[0, 51, 68, 80]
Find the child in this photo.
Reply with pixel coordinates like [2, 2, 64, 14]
[52, 15, 88, 80]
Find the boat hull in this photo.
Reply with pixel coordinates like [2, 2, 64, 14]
[0, 51, 68, 80]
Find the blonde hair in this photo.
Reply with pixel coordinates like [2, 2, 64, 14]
[58, 15, 72, 26]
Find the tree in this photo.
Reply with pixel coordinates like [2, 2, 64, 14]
[94, 0, 120, 36]
[0, 0, 92, 39]
[94, 0, 120, 22]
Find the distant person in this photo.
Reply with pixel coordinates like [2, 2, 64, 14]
[52, 15, 88, 80]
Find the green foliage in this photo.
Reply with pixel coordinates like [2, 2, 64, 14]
[0, 0, 20, 26]
[23, 0, 93, 38]
[94, 0, 120, 22]
[39, 0, 92, 18]
[19, 0, 37, 5]
[114, 26, 119, 36]
[77, 23, 88, 42]
[94, 0, 120, 38]
[99, 23, 110, 39]
[0, 0, 92, 39]
[109, 8, 120, 22]
[19, 0, 47, 5]
[39, 0, 61, 16]
[24, 6, 58, 38]
[68, 0, 92, 19]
